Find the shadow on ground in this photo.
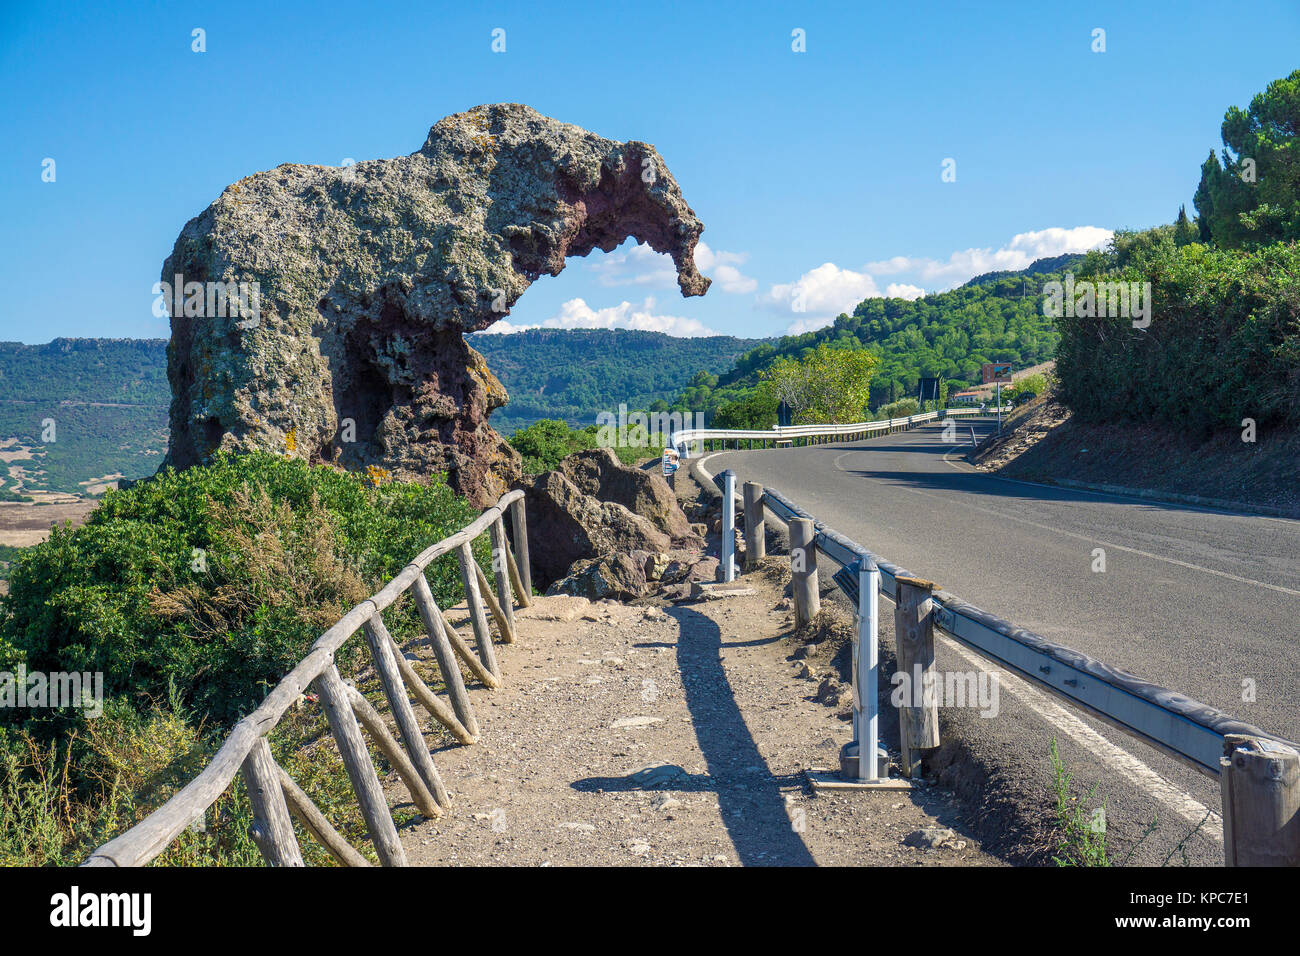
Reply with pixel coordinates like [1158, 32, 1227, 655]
[573, 606, 816, 866]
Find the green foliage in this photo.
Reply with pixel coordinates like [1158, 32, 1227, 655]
[0, 339, 170, 496]
[0, 683, 402, 866]
[711, 387, 778, 429]
[761, 343, 878, 423]
[509, 416, 667, 473]
[876, 398, 920, 419]
[469, 329, 761, 435]
[1049, 737, 1109, 867]
[1005, 373, 1048, 406]
[0, 452, 483, 730]
[699, 260, 1072, 417]
[0, 544, 26, 582]
[509, 418, 598, 473]
[1054, 239, 1300, 433]
[1194, 69, 1300, 249]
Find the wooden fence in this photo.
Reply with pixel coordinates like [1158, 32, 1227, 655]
[83, 490, 533, 867]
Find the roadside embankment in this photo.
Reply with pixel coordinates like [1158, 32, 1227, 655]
[973, 395, 1300, 518]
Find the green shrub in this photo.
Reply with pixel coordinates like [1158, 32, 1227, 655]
[877, 398, 920, 419]
[0, 452, 484, 729]
[1006, 373, 1049, 406]
[509, 419, 597, 473]
[510, 417, 667, 472]
[1055, 241, 1300, 433]
[711, 388, 778, 430]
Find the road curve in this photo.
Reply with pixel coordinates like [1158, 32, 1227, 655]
[706, 417, 1300, 865]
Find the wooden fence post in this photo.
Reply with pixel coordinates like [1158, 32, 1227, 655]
[489, 517, 517, 639]
[458, 542, 500, 677]
[475, 561, 516, 645]
[240, 737, 304, 867]
[1221, 735, 1300, 866]
[384, 631, 478, 743]
[314, 664, 407, 867]
[790, 517, 819, 627]
[411, 572, 480, 737]
[346, 685, 445, 817]
[893, 575, 941, 777]
[508, 497, 532, 599]
[434, 601, 501, 689]
[743, 482, 766, 570]
[277, 765, 371, 867]
[362, 614, 450, 808]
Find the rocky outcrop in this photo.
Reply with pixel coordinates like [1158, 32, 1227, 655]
[557, 448, 696, 540]
[160, 103, 709, 505]
[524, 471, 671, 586]
[547, 552, 648, 602]
[524, 446, 706, 589]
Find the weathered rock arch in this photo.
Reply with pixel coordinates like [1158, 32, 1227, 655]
[162, 103, 709, 505]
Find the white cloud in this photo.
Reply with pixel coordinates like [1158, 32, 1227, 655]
[584, 242, 677, 288]
[695, 242, 757, 293]
[764, 226, 1113, 334]
[478, 296, 718, 338]
[884, 282, 926, 300]
[763, 262, 881, 321]
[785, 315, 837, 335]
[583, 240, 756, 294]
[865, 225, 1112, 286]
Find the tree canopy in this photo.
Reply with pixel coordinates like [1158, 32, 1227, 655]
[1193, 69, 1300, 248]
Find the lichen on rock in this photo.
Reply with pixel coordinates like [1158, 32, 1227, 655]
[161, 103, 709, 505]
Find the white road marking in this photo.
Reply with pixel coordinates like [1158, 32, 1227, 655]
[910, 477, 1300, 599]
[941, 635, 1223, 845]
[831, 434, 1300, 599]
[710, 424, 1237, 848]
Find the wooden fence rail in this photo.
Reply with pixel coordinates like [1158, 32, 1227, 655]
[83, 488, 533, 868]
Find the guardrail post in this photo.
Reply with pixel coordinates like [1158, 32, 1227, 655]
[743, 481, 765, 570]
[1221, 735, 1300, 866]
[719, 469, 737, 582]
[854, 557, 882, 782]
[790, 518, 819, 626]
[894, 575, 941, 777]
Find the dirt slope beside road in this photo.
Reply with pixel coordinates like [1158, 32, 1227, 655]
[390, 579, 999, 867]
[975, 395, 1300, 516]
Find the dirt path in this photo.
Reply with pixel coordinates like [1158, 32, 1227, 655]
[391, 569, 1000, 867]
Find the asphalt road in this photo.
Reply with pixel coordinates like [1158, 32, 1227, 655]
[705, 417, 1300, 866]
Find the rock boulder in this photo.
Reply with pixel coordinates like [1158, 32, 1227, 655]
[523, 471, 670, 586]
[546, 553, 648, 602]
[557, 448, 696, 541]
[160, 103, 709, 506]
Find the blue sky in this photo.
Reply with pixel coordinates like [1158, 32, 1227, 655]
[2, 0, 1297, 343]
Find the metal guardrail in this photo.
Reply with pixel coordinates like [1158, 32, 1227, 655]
[752, 487, 1299, 777]
[706, 414, 1300, 863]
[671, 406, 1003, 457]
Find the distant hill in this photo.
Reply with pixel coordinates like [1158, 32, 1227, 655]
[0, 339, 169, 496]
[713, 256, 1078, 408]
[468, 328, 764, 434]
[963, 253, 1086, 287]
